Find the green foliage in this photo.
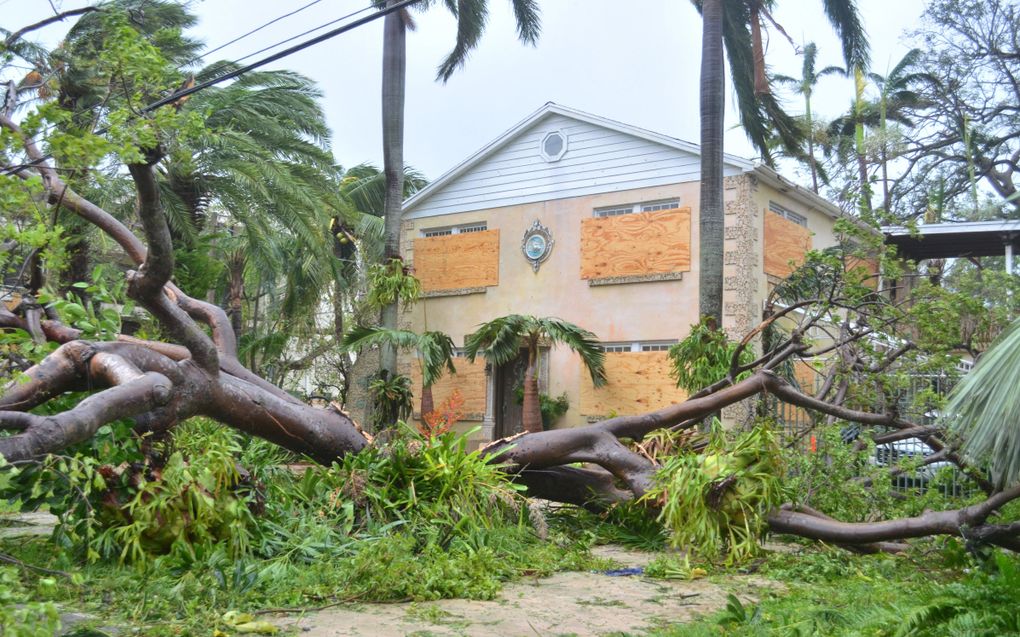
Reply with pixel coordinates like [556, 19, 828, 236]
[94, 424, 256, 565]
[343, 326, 457, 387]
[644, 421, 785, 564]
[368, 372, 414, 430]
[668, 317, 753, 393]
[366, 259, 421, 309]
[513, 387, 570, 429]
[330, 426, 527, 544]
[465, 314, 606, 387]
[1, 419, 257, 566]
[646, 548, 1020, 637]
[0, 566, 60, 637]
[44, 265, 136, 340]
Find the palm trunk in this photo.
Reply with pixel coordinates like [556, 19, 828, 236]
[227, 255, 244, 339]
[380, 2, 407, 377]
[521, 342, 542, 434]
[805, 93, 819, 194]
[699, 0, 725, 325]
[880, 97, 890, 212]
[853, 67, 871, 215]
[420, 382, 435, 418]
[750, 4, 768, 95]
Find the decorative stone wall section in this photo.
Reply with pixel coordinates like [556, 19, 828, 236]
[721, 174, 761, 339]
[721, 174, 762, 424]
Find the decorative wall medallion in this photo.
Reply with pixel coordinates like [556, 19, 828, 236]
[521, 220, 554, 272]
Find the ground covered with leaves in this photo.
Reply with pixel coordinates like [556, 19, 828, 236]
[1, 419, 1019, 636]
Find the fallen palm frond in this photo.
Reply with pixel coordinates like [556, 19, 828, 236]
[942, 316, 1020, 488]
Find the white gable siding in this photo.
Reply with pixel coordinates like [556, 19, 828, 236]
[405, 113, 744, 219]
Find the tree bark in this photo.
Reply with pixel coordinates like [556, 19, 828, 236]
[420, 382, 435, 418]
[521, 341, 542, 434]
[698, 0, 725, 325]
[379, 1, 407, 378]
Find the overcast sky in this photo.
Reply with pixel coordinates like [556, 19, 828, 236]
[10, 0, 928, 185]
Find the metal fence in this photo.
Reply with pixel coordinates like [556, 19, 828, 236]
[768, 365, 979, 497]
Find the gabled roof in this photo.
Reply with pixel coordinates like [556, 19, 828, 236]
[402, 102, 755, 215]
[402, 102, 847, 222]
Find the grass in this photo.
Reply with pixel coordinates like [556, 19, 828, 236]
[637, 542, 1020, 637]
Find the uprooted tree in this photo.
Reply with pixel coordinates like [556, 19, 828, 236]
[3, 3, 1020, 559]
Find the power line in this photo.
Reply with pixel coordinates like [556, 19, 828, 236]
[4, 2, 374, 155]
[184, 0, 328, 69]
[2, 0, 422, 177]
[195, 3, 376, 82]
[143, 0, 415, 112]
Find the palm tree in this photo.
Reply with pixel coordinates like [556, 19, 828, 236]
[378, 0, 541, 377]
[826, 53, 924, 217]
[694, 0, 869, 324]
[867, 49, 928, 212]
[774, 43, 846, 193]
[465, 315, 606, 434]
[341, 326, 457, 418]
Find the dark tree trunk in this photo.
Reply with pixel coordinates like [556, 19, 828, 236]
[379, 1, 407, 377]
[699, 0, 725, 325]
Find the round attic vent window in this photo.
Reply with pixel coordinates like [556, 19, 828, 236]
[540, 131, 567, 162]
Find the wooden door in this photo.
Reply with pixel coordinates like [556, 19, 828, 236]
[494, 350, 528, 439]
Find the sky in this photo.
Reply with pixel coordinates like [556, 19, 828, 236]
[9, 0, 929, 185]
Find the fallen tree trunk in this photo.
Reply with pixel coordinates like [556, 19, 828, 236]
[2, 111, 1019, 556]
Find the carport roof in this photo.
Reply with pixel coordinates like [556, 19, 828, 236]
[882, 219, 1020, 260]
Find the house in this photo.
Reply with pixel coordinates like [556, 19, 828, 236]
[391, 103, 849, 443]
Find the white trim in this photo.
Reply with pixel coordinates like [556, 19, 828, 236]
[540, 129, 568, 162]
[402, 102, 756, 216]
[593, 198, 681, 218]
[882, 219, 1020, 237]
[768, 200, 808, 227]
[420, 221, 488, 237]
[600, 339, 678, 353]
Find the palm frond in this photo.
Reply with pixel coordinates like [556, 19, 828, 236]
[418, 330, 458, 386]
[436, 0, 490, 82]
[342, 326, 421, 353]
[464, 314, 529, 365]
[942, 316, 1020, 488]
[538, 317, 607, 387]
[821, 0, 870, 70]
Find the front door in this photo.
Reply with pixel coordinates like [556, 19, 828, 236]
[494, 350, 529, 439]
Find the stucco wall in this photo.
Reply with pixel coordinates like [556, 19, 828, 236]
[398, 175, 842, 435]
[400, 181, 706, 429]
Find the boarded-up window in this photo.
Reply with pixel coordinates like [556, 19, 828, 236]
[845, 256, 879, 288]
[580, 208, 692, 280]
[409, 356, 487, 420]
[413, 230, 499, 292]
[764, 210, 812, 278]
[579, 351, 686, 417]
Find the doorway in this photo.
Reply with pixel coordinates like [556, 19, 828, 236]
[494, 350, 529, 439]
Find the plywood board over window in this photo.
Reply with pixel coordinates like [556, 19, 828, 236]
[579, 351, 686, 417]
[409, 356, 488, 420]
[413, 230, 499, 292]
[580, 208, 692, 280]
[764, 210, 812, 278]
